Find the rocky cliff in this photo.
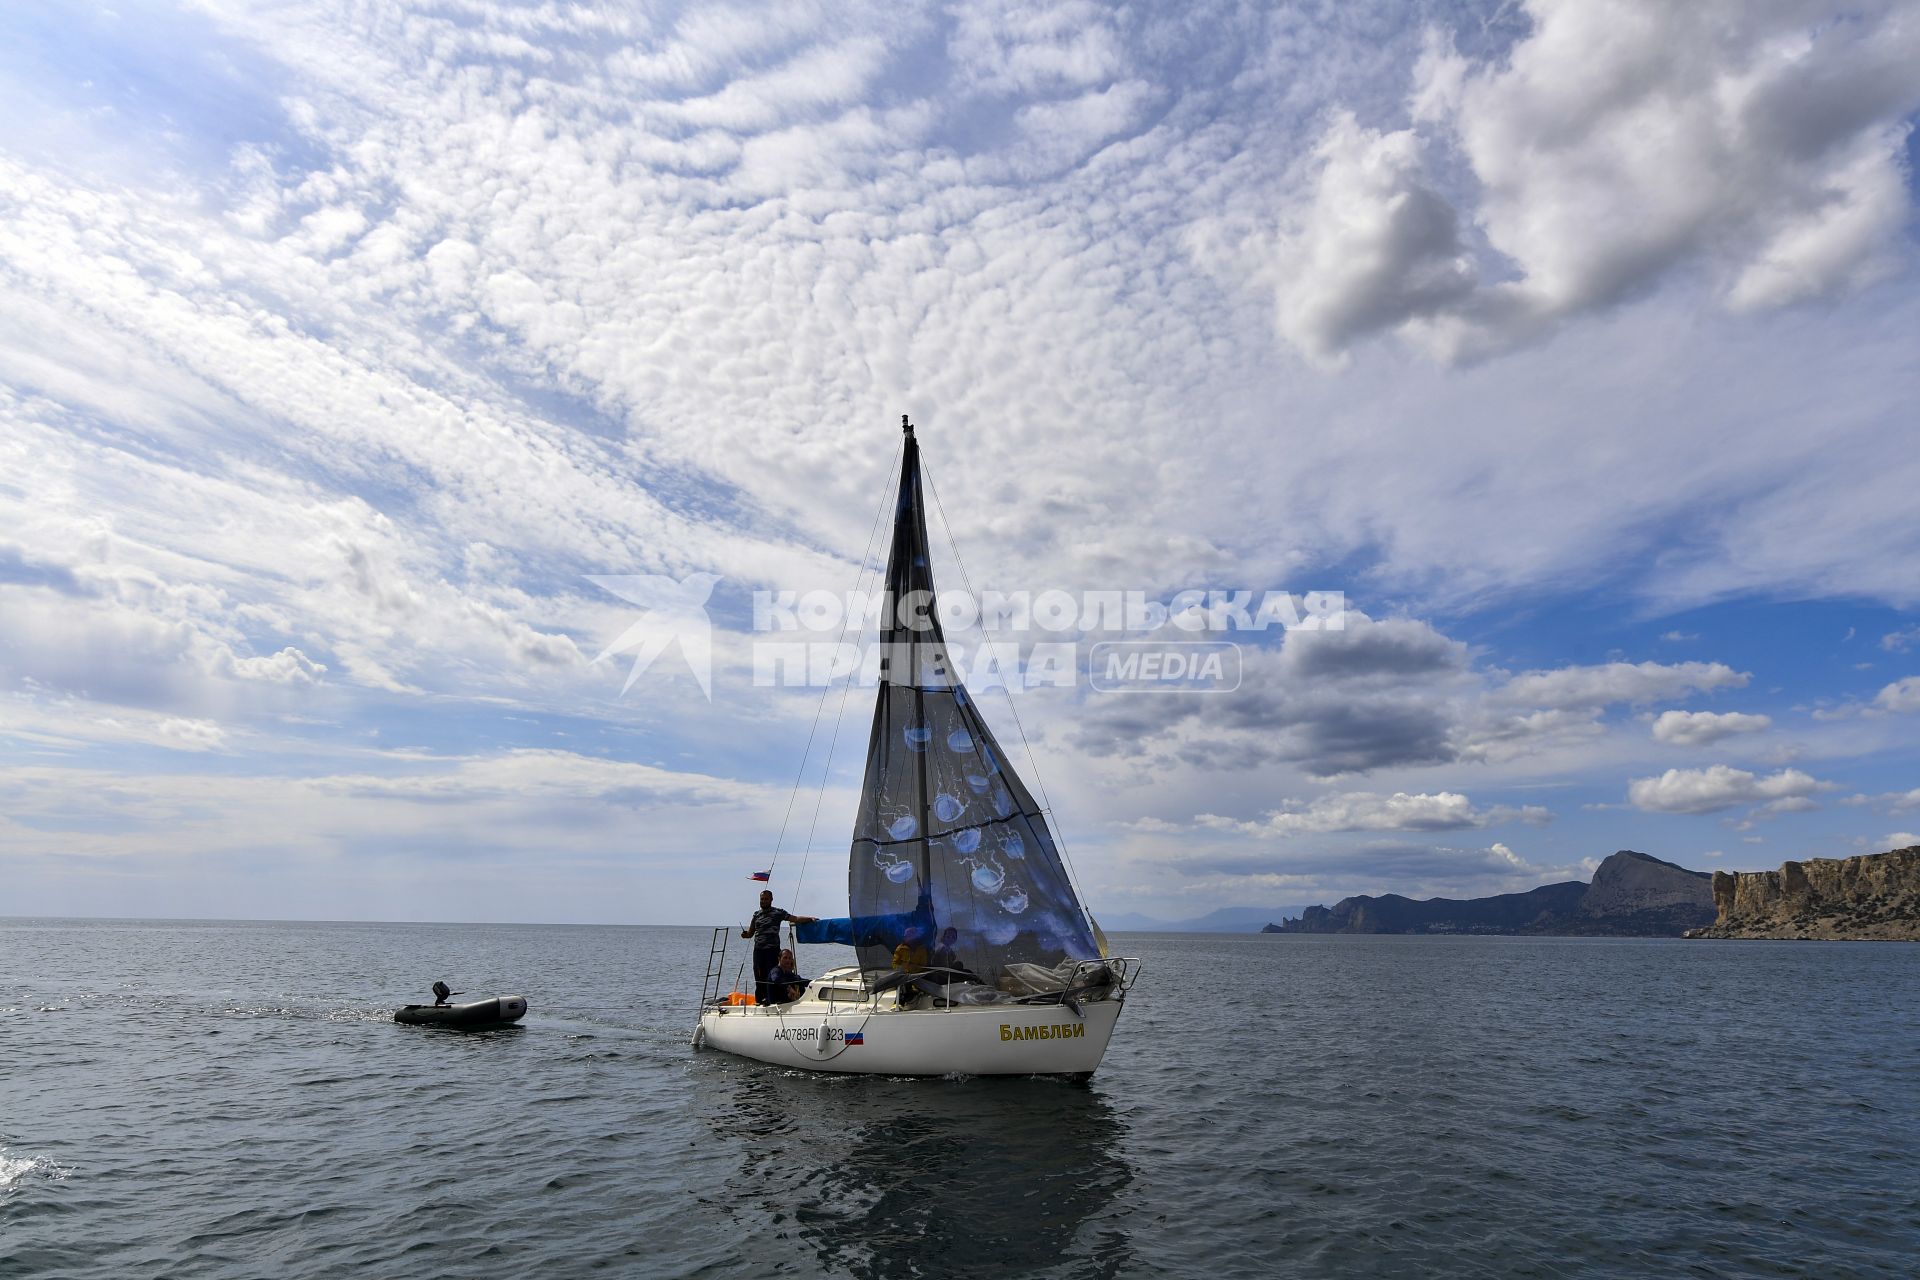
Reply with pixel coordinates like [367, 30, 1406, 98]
[1267, 851, 1715, 936]
[1689, 846, 1920, 940]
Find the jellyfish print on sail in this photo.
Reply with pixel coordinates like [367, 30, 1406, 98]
[798, 423, 1097, 983]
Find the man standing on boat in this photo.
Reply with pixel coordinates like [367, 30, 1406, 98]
[743, 889, 816, 1004]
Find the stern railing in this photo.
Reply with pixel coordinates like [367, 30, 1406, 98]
[1055, 955, 1141, 1005]
[1077, 955, 1141, 998]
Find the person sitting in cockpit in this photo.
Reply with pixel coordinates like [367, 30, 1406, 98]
[929, 926, 976, 983]
[888, 926, 930, 1007]
[765, 948, 807, 1004]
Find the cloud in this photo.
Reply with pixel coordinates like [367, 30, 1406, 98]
[948, 0, 1125, 97]
[1754, 795, 1820, 817]
[1071, 610, 1474, 776]
[653, 34, 894, 132]
[213, 647, 328, 685]
[1277, 612, 1468, 681]
[1244, 1, 1920, 362]
[1197, 789, 1552, 836]
[1486, 841, 1533, 872]
[1627, 764, 1830, 815]
[1805, 676, 1920, 722]
[1496, 661, 1749, 711]
[1074, 609, 1767, 780]
[1650, 709, 1772, 746]
[155, 717, 227, 752]
[1874, 676, 1920, 712]
[0, 748, 782, 860]
[1256, 110, 1476, 366]
[1452, 707, 1607, 765]
[0, 694, 238, 756]
[1005, 79, 1160, 176]
[308, 748, 761, 808]
[1882, 627, 1920, 653]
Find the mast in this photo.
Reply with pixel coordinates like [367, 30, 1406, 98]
[901, 414, 935, 912]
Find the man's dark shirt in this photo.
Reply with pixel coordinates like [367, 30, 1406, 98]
[747, 906, 792, 951]
[930, 946, 977, 984]
[766, 965, 806, 1002]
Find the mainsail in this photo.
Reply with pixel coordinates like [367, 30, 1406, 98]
[796, 420, 1098, 981]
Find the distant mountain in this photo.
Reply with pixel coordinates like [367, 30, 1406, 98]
[1265, 881, 1585, 935]
[1104, 905, 1309, 933]
[1262, 851, 1715, 937]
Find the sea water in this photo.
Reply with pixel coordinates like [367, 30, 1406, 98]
[3, 921, 1916, 1277]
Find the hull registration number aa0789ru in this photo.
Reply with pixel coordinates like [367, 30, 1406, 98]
[1000, 1023, 1085, 1041]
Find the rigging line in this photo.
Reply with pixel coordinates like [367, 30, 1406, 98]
[765, 683, 834, 880]
[791, 439, 904, 910]
[767, 439, 902, 885]
[920, 455, 1092, 901]
[791, 554, 881, 910]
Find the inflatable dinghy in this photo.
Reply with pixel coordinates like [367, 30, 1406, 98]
[394, 995, 528, 1028]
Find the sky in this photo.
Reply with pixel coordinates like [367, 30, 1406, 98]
[2, 0, 1918, 926]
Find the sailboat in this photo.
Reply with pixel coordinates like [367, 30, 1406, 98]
[693, 416, 1137, 1078]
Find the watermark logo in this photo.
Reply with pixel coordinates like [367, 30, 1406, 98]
[585, 579, 1341, 696]
[585, 572, 720, 699]
[1089, 641, 1242, 693]
[751, 588, 1343, 635]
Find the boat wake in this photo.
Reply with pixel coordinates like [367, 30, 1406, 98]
[0, 1147, 71, 1199]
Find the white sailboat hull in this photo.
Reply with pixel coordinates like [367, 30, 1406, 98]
[695, 996, 1125, 1078]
